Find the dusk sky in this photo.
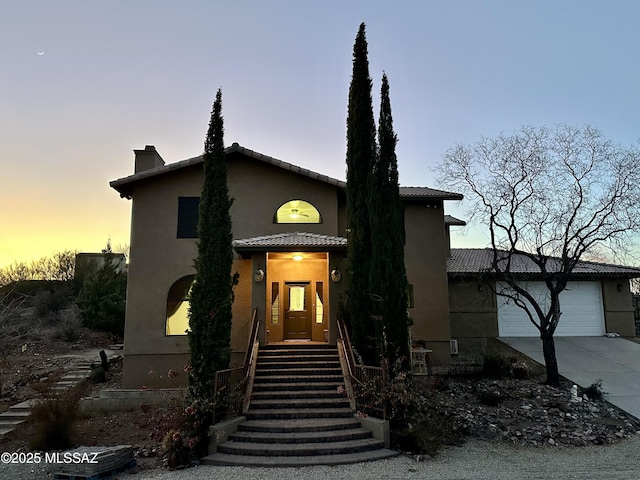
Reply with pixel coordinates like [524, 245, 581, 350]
[3, 1, 640, 268]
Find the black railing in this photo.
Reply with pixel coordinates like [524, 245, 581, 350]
[213, 308, 259, 423]
[337, 316, 388, 420]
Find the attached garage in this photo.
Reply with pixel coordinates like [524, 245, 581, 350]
[498, 281, 605, 337]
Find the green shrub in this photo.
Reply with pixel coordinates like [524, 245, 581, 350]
[29, 382, 86, 450]
[77, 251, 126, 336]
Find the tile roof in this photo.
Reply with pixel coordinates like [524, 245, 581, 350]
[447, 248, 640, 277]
[444, 215, 466, 226]
[399, 186, 462, 200]
[110, 143, 462, 200]
[233, 232, 347, 251]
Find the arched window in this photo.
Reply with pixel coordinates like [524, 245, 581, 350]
[274, 199, 321, 224]
[166, 275, 194, 335]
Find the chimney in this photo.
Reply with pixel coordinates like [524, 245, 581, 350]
[134, 145, 165, 173]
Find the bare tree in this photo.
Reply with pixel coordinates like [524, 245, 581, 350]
[0, 250, 77, 286]
[438, 125, 640, 385]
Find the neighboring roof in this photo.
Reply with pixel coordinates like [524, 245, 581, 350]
[233, 232, 347, 256]
[110, 143, 462, 201]
[444, 215, 466, 226]
[447, 248, 640, 277]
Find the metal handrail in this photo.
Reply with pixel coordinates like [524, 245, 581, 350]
[336, 316, 387, 419]
[213, 307, 259, 422]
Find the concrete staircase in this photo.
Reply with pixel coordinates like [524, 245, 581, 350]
[0, 353, 111, 439]
[203, 343, 398, 466]
[0, 400, 34, 438]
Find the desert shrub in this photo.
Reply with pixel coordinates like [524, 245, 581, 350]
[34, 283, 74, 317]
[29, 382, 87, 450]
[512, 362, 530, 379]
[388, 375, 464, 455]
[163, 429, 190, 467]
[481, 352, 512, 378]
[477, 389, 504, 406]
[56, 316, 81, 342]
[580, 379, 606, 400]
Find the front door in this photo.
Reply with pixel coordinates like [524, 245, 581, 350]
[284, 282, 312, 339]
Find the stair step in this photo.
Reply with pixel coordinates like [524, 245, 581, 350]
[239, 418, 362, 433]
[253, 375, 343, 384]
[254, 367, 342, 376]
[251, 389, 343, 400]
[0, 419, 28, 428]
[249, 398, 350, 409]
[204, 448, 399, 467]
[259, 349, 338, 356]
[252, 382, 342, 392]
[258, 345, 338, 355]
[246, 407, 354, 420]
[217, 438, 385, 456]
[0, 412, 30, 421]
[256, 361, 340, 370]
[257, 355, 339, 363]
[230, 428, 372, 444]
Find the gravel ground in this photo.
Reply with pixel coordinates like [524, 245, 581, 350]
[4, 435, 639, 480]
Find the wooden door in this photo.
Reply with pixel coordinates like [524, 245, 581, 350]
[284, 282, 312, 339]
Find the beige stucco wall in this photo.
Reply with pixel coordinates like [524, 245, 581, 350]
[121, 155, 345, 387]
[403, 201, 452, 365]
[448, 277, 637, 357]
[264, 256, 329, 343]
[602, 278, 636, 336]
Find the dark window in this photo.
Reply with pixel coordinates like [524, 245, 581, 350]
[177, 197, 200, 238]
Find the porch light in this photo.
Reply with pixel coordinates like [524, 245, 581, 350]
[254, 267, 265, 283]
[292, 254, 303, 261]
[330, 267, 342, 283]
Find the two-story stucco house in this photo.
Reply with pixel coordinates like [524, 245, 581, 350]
[111, 143, 640, 388]
[110, 143, 463, 388]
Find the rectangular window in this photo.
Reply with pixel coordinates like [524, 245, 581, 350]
[271, 282, 279, 324]
[315, 282, 324, 324]
[289, 285, 306, 311]
[177, 197, 200, 238]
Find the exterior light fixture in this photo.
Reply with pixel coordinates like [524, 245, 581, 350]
[330, 267, 342, 283]
[292, 254, 303, 261]
[254, 267, 265, 283]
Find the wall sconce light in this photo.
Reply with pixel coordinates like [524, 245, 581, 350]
[330, 267, 342, 283]
[254, 267, 265, 283]
[617, 282, 624, 292]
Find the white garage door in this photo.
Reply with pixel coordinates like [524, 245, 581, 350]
[498, 281, 605, 337]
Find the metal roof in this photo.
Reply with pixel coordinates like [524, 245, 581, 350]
[447, 248, 640, 277]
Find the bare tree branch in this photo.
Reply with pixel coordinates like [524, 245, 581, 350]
[437, 124, 640, 385]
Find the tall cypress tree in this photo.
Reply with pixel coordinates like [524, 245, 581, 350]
[345, 23, 377, 365]
[369, 73, 409, 367]
[188, 89, 235, 399]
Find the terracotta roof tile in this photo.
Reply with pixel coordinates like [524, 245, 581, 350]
[233, 232, 347, 250]
[110, 143, 462, 200]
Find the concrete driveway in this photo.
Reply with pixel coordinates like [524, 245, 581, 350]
[499, 336, 640, 420]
